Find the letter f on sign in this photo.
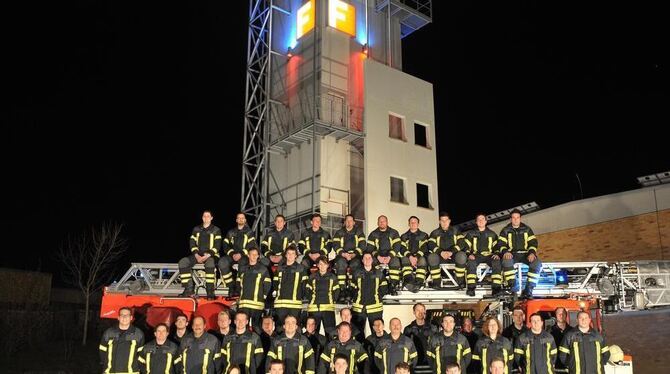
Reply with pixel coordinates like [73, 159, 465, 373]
[329, 0, 356, 37]
[297, 0, 315, 39]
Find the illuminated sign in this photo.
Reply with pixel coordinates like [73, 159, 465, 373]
[328, 0, 356, 37]
[297, 0, 315, 39]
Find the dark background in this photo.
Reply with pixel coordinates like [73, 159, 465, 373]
[4, 1, 668, 283]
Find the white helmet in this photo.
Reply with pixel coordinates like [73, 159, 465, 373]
[608, 344, 624, 364]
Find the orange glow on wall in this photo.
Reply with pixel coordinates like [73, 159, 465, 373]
[329, 0, 356, 37]
[297, 0, 315, 39]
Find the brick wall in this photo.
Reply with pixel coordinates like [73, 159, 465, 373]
[537, 209, 670, 261]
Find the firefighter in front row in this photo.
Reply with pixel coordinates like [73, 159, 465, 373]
[99, 306, 145, 374]
[299, 213, 332, 269]
[473, 317, 513, 374]
[426, 212, 467, 289]
[320, 322, 368, 374]
[427, 314, 472, 374]
[236, 246, 272, 332]
[266, 314, 315, 374]
[514, 313, 556, 374]
[351, 252, 388, 338]
[178, 210, 222, 299]
[273, 245, 308, 332]
[374, 318, 417, 374]
[399, 216, 430, 292]
[403, 303, 438, 368]
[558, 311, 609, 374]
[220, 311, 265, 374]
[498, 209, 542, 299]
[305, 256, 340, 337]
[332, 214, 366, 302]
[366, 215, 403, 292]
[138, 323, 179, 374]
[462, 214, 503, 297]
[219, 212, 256, 295]
[262, 214, 295, 266]
[176, 315, 220, 374]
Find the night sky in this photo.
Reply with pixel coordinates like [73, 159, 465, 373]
[4, 1, 668, 283]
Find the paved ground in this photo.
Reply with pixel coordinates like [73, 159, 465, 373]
[603, 307, 670, 374]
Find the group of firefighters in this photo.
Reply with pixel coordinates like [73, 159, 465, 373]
[100, 210, 610, 374]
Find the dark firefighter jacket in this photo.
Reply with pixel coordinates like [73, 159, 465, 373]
[224, 225, 256, 256]
[350, 267, 388, 314]
[374, 335, 418, 374]
[332, 226, 366, 256]
[305, 272, 340, 312]
[473, 335, 514, 374]
[462, 228, 499, 256]
[559, 328, 609, 374]
[190, 224, 223, 257]
[177, 332, 220, 374]
[497, 223, 539, 255]
[426, 226, 464, 254]
[426, 331, 472, 374]
[400, 230, 429, 257]
[220, 330, 264, 374]
[99, 325, 145, 374]
[266, 333, 315, 374]
[514, 330, 557, 374]
[403, 320, 439, 365]
[138, 339, 179, 374]
[319, 338, 368, 374]
[273, 262, 308, 309]
[299, 228, 332, 256]
[237, 262, 272, 311]
[366, 227, 402, 257]
[262, 227, 295, 257]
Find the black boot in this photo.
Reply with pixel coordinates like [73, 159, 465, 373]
[430, 280, 442, 290]
[466, 287, 476, 297]
[206, 284, 216, 300]
[521, 287, 534, 300]
[228, 283, 240, 298]
[179, 280, 195, 297]
[389, 281, 399, 296]
[491, 286, 503, 298]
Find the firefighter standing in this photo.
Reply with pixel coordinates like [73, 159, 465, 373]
[273, 245, 308, 331]
[502, 307, 529, 345]
[299, 214, 332, 269]
[208, 310, 233, 342]
[219, 213, 256, 294]
[374, 318, 417, 374]
[473, 317, 513, 374]
[261, 214, 295, 266]
[220, 311, 265, 374]
[403, 303, 438, 367]
[178, 210, 222, 299]
[332, 214, 365, 301]
[399, 216, 430, 291]
[498, 209, 542, 299]
[305, 256, 340, 337]
[558, 311, 609, 374]
[364, 318, 389, 374]
[351, 252, 388, 337]
[426, 212, 467, 289]
[169, 314, 191, 346]
[514, 313, 557, 374]
[266, 314, 315, 374]
[462, 214, 503, 297]
[366, 216, 403, 292]
[304, 316, 328, 365]
[237, 247, 272, 332]
[99, 307, 145, 374]
[175, 315, 220, 374]
[319, 322, 368, 374]
[550, 307, 574, 372]
[139, 323, 179, 374]
[427, 314, 472, 374]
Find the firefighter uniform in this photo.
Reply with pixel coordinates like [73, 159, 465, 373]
[176, 332, 221, 374]
[138, 339, 179, 374]
[550, 324, 574, 371]
[350, 267, 388, 336]
[366, 227, 403, 289]
[261, 227, 295, 261]
[374, 335, 418, 374]
[473, 335, 514, 374]
[266, 333, 315, 374]
[558, 328, 609, 374]
[426, 226, 467, 288]
[178, 224, 222, 297]
[364, 332, 389, 374]
[399, 229, 430, 289]
[299, 227, 332, 268]
[218, 224, 256, 287]
[403, 320, 439, 366]
[498, 223, 542, 295]
[306, 271, 340, 337]
[220, 330, 264, 374]
[332, 226, 366, 291]
[237, 262, 272, 331]
[273, 262, 308, 330]
[426, 331, 472, 374]
[305, 331, 328, 366]
[514, 330, 557, 374]
[319, 338, 368, 374]
[99, 325, 145, 374]
[462, 228, 503, 295]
